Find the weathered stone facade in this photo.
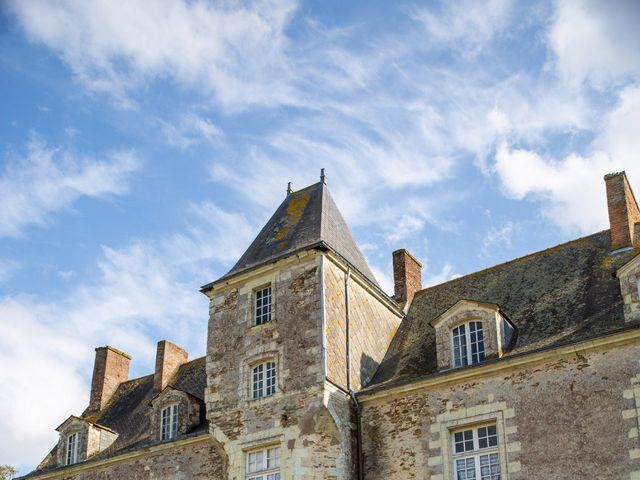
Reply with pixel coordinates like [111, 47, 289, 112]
[360, 339, 640, 479]
[23, 174, 640, 480]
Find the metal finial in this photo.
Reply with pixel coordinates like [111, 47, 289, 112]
[320, 168, 326, 185]
[286, 182, 292, 195]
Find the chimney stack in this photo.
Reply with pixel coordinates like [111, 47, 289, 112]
[605, 171, 640, 251]
[154, 340, 188, 392]
[89, 346, 131, 412]
[392, 249, 422, 309]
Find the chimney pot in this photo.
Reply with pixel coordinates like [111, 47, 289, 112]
[154, 340, 188, 392]
[89, 346, 131, 412]
[604, 171, 640, 250]
[392, 249, 422, 309]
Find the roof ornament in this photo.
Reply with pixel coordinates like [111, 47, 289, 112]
[287, 182, 293, 196]
[320, 168, 327, 185]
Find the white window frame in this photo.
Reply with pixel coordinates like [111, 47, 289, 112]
[251, 361, 277, 399]
[451, 424, 501, 480]
[65, 432, 80, 465]
[246, 446, 281, 480]
[451, 321, 486, 368]
[160, 403, 179, 441]
[254, 285, 272, 325]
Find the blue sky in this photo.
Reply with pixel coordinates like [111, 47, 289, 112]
[1, 0, 639, 472]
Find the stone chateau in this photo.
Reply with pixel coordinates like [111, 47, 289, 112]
[21, 170, 640, 479]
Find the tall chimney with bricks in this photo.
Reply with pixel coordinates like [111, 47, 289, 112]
[154, 340, 188, 392]
[605, 171, 640, 251]
[392, 249, 423, 309]
[89, 346, 131, 412]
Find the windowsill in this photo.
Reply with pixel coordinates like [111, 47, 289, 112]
[244, 391, 281, 407]
[247, 321, 276, 332]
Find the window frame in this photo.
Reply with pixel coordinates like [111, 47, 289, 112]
[451, 424, 501, 480]
[160, 403, 179, 441]
[245, 446, 281, 480]
[251, 361, 277, 400]
[65, 432, 80, 466]
[254, 285, 273, 326]
[451, 321, 486, 368]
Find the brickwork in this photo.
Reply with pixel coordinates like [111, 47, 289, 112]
[88, 346, 130, 412]
[605, 171, 640, 250]
[45, 436, 224, 479]
[392, 249, 422, 308]
[154, 340, 188, 392]
[324, 257, 402, 390]
[361, 341, 640, 479]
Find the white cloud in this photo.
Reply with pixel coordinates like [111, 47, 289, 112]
[548, 0, 640, 88]
[158, 113, 223, 151]
[0, 137, 140, 237]
[0, 200, 254, 471]
[412, 0, 513, 56]
[425, 262, 460, 287]
[493, 86, 640, 234]
[482, 221, 514, 256]
[7, 0, 297, 110]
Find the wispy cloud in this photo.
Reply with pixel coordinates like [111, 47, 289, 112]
[482, 221, 514, 256]
[0, 199, 254, 468]
[7, 0, 297, 110]
[0, 136, 140, 237]
[157, 113, 223, 151]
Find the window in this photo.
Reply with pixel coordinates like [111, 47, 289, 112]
[246, 446, 280, 480]
[452, 321, 485, 367]
[160, 404, 178, 440]
[452, 425, 500, 480]
[65, 432, 79, 465]
[252, 361, 276, 399]
[255, 286, 272, 325]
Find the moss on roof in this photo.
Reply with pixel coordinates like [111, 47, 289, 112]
[368, 230, 637, 388]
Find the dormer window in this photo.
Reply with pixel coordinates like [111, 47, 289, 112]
[452, 321, 486, 367]
[252, 361, 276, 399]
[65, 432, 79, 465]
[431, 299, 515, 370]
[160, 404, 178, 440]
[255, 285, 272, 325]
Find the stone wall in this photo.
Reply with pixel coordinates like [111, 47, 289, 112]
[360, 340, 640, 479]
[205, 251, 354, 479]
[39, 437, 224, 479]
[324, 257, 402, 390]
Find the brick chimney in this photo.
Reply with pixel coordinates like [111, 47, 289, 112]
[605, 171, 640, 250]
[392, 249, 422, 309]
[89, 346, 131, 412]
[154, 340, 188, 392]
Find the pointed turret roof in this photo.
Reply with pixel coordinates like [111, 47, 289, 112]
[203, 181, 378, 289]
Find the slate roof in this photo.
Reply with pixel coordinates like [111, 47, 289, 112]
[31, 356, 207, 475]
[203, 181, 378, 289]
[367, 229, 639, 389]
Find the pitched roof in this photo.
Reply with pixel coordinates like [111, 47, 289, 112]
[367, 229, 638, 389]
[31, 357, 207, 475]
[203, 181, 378, 289]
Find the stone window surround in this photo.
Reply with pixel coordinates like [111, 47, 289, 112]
[432, 300, 513, 371]
[241, 350, 282, 405]
[617, 255, 640, 324]
[245, 274, 278, 330]
[428, 399, 521, 480]
[151, 389, 198, 441]
[56, 421, 87, 467]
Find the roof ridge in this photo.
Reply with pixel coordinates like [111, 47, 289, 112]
[415, 229, 610, 295]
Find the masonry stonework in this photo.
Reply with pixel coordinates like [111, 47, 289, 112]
[360, 341, 640, 479]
